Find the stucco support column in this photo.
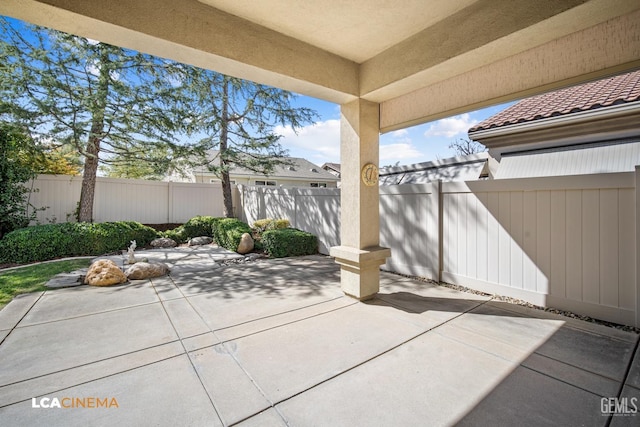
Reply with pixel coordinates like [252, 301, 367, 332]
[330, 99, 390, 300]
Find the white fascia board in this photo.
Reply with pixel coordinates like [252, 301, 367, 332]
[468, 102, 640, 141]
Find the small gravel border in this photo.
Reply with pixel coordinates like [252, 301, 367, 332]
[386, 271, 640, 334]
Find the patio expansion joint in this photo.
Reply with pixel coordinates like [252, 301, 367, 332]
[437, 310, 637, 389]
[0, 341, 186, 408]
[149, 279, 226, 425]
[185, 299, 359, 354]
[0, 291, 45, 348]
[484, 301, 640, 343]
[212, 295, 354, 334]
[606, 333, 640, 426]
[159, 273, 348, 426]
[520, 358, 621, 399]
[10, 298, 166, 330]
[263, 294, 496, 413]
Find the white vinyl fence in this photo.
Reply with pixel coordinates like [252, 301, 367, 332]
[238, 185, 341, 254]
[26, 172, 640, 326]
[239, 171, 640, 327]
[441, 173, 636, 326]
[28, 174, 239, 224]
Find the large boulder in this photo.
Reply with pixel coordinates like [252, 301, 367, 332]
[188, 236, 213, 246]
[84, 260, 127, 287]
[125, 262, 170, 280]
[237, 233, 254, 254]
[150, 237, 177, 248]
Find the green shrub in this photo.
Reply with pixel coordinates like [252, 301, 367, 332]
[0, 124, 40, 239]
[252, 218, 290, 232]
[251, 218, 290, 249]
[252, 218, 272, 231]
[182, 216, 219, 238]
[0, 221, 159, 264]
[271, 219, 290, 230]
[162, 225, 188, 244]
[212, 218, 252, 252]
[262, 228, 318, 258]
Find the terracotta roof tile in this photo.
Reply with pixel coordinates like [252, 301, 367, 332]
[469, 70, 640, 132]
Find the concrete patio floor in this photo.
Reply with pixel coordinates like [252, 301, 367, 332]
[0, 247, 639, 426]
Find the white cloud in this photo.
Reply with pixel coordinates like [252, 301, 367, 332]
[380, 142, 424, 162]
[390, 129, 409, 138]
[423, 113, 478, 138]
[86, 63, 100, 77]
[86, 62, 119, 81]
[275, 119, 340, 163]
[276, 120, 426, 167]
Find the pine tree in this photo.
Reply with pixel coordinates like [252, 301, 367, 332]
[0, 17, 192, 221]
[185, 72, 317, 217]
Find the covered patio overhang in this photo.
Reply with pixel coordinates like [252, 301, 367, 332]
[2, 0, 640, 299]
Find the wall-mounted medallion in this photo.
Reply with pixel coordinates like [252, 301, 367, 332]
[361, 163, 379, 186]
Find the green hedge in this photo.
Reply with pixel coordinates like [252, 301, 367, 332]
[181, 216, 219, 238]
[212, 218, 252, 252]
[0, 221, 159, 264]
[252, 218, 290, 232]
[262, 228, 318, 258]
[162, 226, 188, 244]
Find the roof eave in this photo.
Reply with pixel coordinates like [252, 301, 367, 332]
[469, 102, 640, 141]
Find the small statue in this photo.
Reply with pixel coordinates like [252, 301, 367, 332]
[127, 240, 137, 264]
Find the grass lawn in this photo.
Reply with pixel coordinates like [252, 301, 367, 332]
[0, 259, 92, 309]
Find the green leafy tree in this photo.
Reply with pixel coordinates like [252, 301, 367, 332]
[0, 124, 40, 238]
[186, 72, 317, 217]
[101, 143, 176, 180]
[0, 17, 192, 221]
[35, 144, 82, 175]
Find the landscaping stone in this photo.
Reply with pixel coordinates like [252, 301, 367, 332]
[188, 236, 213, 246]
[150, 238, 177, 248]
[237, 233, 254, 254]
[45, 270, 87, 288]
[245, 253, 265, 261]
[84, 260, 127, 287]
[125, 262, 170, 280]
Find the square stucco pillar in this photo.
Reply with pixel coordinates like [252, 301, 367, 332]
[330, 99, 390, 300]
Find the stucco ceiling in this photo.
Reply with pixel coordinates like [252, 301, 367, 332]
[198, 0, 479, 63]
[1, 0, 639, 130]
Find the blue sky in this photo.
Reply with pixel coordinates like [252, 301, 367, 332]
[3, 14, 515, 168]
[277, 96, 515, 167]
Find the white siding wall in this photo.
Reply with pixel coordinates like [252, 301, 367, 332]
[28, 175, 233, 224]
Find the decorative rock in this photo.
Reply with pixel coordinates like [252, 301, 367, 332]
[188, 236, 213, 246]
[150, 237, 177, 248]
[84, 260, 127, 287]
[125, 262, 170, 280]
[46, 270, 87, 288]
[237, 233, 254, 254]
[246, 253, 264, 261]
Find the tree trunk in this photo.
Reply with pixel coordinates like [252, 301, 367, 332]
[78, 136, 100, 222]
[78, 46, 109, 222]
[221, 169, 233, 218]
[220, 77, 234, 218]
